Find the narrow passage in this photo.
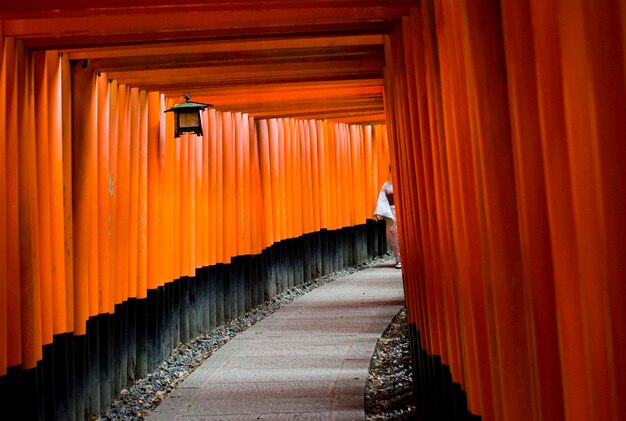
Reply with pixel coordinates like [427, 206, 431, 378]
[102, 255, 405, 420]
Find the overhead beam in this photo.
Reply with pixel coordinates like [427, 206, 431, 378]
[328, 113, 386, 125]
[102, 59, 384, 91]
[163, 78, 383, 98]
[0, 0, 415, 18]
[0, 0, 398, 125]
[86, 46, 384, 73]
[192, 85, 383, 107]
[2, 7, 405, 42]
[63, 34, 384, 60]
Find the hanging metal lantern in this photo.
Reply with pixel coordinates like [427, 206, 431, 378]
[165, 94, 211, 138]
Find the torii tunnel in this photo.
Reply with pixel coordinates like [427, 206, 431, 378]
[1, 1, 625, 420]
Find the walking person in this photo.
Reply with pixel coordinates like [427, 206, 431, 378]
[374, 178, 401, 269]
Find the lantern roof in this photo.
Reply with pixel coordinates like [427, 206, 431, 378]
[165, 96, 212, 113]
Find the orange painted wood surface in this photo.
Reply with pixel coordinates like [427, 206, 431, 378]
[429, 1, 490, 414]
[4, 37, 21, 370]
[200, 111, 209, 266]
[284, 119, 294, 239]
[173, 123, 181, 276]
[147, 91, 161, 290]
[6, 5, 625, 421]
[557, 1, 626, 419]
[107, 80, 120, 307]
[60, 53, 75, 330]
[71, 58, 95, 336]
[383, 2, 626, 421]
[258, 119, 274, 249]
[222, 112, 236, 263]
[500, 2, 564, 419]
[207, 109, 219, 265]
[33, 51, 53, 346]
[291, 119, 303, 236]
[19, 41, 44, 369]
[316, 121, 328, 230]
[96, 71, 112, 312]
[0, 15, 394, 376]
[268, 119, 282, 242]
[137, 90, 148, 298]
[0, 37, 8, 375]
[248, 116, 263, 254]
[163, 98, 176, 283]
[114, 84, 130, 305]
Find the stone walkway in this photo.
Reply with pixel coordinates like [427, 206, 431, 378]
[145, 259, 404, 421]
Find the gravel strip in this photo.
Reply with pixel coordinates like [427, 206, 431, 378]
[365, 307, 418, 420]
[99, 252, 414, 420]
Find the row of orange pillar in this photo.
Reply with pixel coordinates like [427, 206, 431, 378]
[384, 1, 626, 421]
[0, 38, 392, 376]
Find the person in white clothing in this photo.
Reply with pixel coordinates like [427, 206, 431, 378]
[373, 179, 401, 269]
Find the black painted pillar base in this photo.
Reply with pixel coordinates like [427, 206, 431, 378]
[408, 324, 481, 421]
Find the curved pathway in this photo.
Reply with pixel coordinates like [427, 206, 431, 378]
[146, 259, 405, 421]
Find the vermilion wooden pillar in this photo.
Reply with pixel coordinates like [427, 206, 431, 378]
[214, 109, 224, 265]
[234, 113, 245, 311]
[114, 84, 130, 305]
[325, 122, 337, 232]
[500, 2, 564, 420]
[461, 2, 534, 419]
[3, 35, 21, 373]
[311, 121, 322, 230]
[277, 119, 287, 239]
[557, 1, 626, 419]
[180, 126, 191, 277]
[284, 119, 294, 240]
[200, 110, 209, 268]
[163, 97, 174, 281]
[71, 56, 96, 337]
[60, 53, 74, 328]
[421, 1, 487, 412]
[268, 119, 281, 244]
[258, 120, 274, 252]
[316, 121, 328, 231]
[529, 2, 583, 415]
[248, 116, 263, 256]
[137, 90, 148, 297]
[187, 129, 196, 274]
[172, 112, 181, 277]
[179, 130, 190, 275]
[0, 37, 9, 376]
[240, 114, 252, 256]
[108, 80, 120, 306]
[96, 72, 111, 314]
[34, 51, 54, 349]
[147, 91, 161, 290]
[207, 109, 218, 266]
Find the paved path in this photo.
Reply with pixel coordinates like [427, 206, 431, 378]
[146, 259, 405, 421]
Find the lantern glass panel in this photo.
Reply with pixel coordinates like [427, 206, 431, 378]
[179, 111, 200, 129]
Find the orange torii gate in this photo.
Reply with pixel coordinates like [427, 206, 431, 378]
[1, 1, 626, 420]
[384, 2, 626, 421]
[0, 39, 392, 419]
